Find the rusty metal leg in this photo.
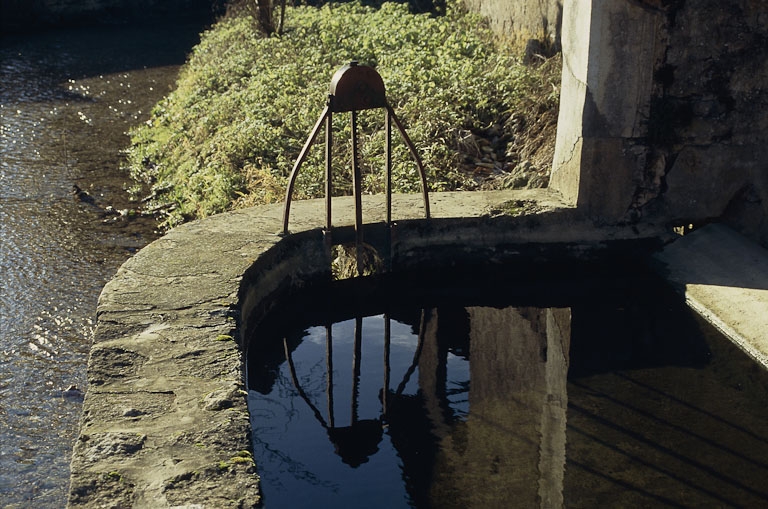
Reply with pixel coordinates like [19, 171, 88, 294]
[323, 112, 333, 257]
[282, 105, 330, 235]
[395, 308, 427, 395]
[284, 337, 328, 428]
[388, 106, 430, 219]
[385, 109, 394, 273]
[325, 112, 333, 232]
[385, 109, 392, 225]
[351, 110, 364, 276]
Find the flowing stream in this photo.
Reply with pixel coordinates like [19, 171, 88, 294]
[0, 22, 204, 507]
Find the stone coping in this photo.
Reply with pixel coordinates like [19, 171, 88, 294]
[67, 189, 670, 508]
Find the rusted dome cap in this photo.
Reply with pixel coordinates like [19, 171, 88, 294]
[329, 61, 387, 112]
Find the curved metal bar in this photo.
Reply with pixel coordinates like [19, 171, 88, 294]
[282, 105, 331, 235]
[325, 111, 333, 232]
[284, 337, 328, 428]
[395, 308, 427, 396]
[284, 67, 431, 241]
[387, 105, 431, 219]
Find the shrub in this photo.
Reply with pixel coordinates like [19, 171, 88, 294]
[128, 0, 556, 229]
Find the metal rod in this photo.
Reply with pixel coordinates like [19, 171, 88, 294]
[388, 106, 431, 219]
[395, 308, 427, 395]
[385, 108, 392, 225]
[325, 111, 333, 232]
[326, 324, 335, 429]
[351, 110, 364, 276]
[284, 337, 328, 428]
[282, 105, 330, 235]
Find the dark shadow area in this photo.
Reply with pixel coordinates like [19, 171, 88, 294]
[248, 257, 715, 394]
[0, 0, 221, 34]
[568, 276, 712, 378]
[565, 308, 768, 507]
[654, 223, 768, 291]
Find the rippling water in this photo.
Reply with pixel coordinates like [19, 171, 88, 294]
[0, 24, 204, 507]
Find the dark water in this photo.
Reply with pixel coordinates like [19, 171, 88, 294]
[0, 24, 204, 507]
[246, 269, 768, 508]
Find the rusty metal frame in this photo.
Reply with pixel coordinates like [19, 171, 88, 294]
[282, 62, 431, 244]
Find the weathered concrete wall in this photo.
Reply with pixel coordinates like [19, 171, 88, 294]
[643, 1, 768, 245]
[548, 0, 768, 245]
[463, 0, 563, 48]
[550, 0, 665, 221]
[0, 0, 216, 31]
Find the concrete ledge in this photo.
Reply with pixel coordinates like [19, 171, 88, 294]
[67, 189, 670, 508]
[652, 223, 768, 370]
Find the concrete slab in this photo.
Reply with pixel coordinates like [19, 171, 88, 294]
[652, 223, 768, 370]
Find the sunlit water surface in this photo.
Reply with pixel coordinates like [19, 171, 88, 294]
[0, 24, 203, 506]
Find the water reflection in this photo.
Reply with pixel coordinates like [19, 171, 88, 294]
[247, 277, 768, 507]
[282, 318, 385, 467]
[249, 304, 571, 507]
[385, 306, 570, 508]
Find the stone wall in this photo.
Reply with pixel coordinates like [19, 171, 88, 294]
[545, 0, 768, 245]
[642, 1, 768, 245]
[462, 0, 563, 49]
[0, 0, 217, 31]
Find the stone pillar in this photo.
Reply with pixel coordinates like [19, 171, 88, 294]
[550, 0, 664, 221]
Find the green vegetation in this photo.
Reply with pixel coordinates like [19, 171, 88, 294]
[214, 451, 256, 472]
[103, 471, 123, 482]
[128, 0, 560, 229]
[229, 450, 256, 465]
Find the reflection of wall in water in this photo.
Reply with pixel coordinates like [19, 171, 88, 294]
[418, 307, 570, 508]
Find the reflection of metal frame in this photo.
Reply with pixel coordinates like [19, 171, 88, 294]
[281, 62, 431, 275]
[274, 306, 572, 504]
[282, 311, 427, 466]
